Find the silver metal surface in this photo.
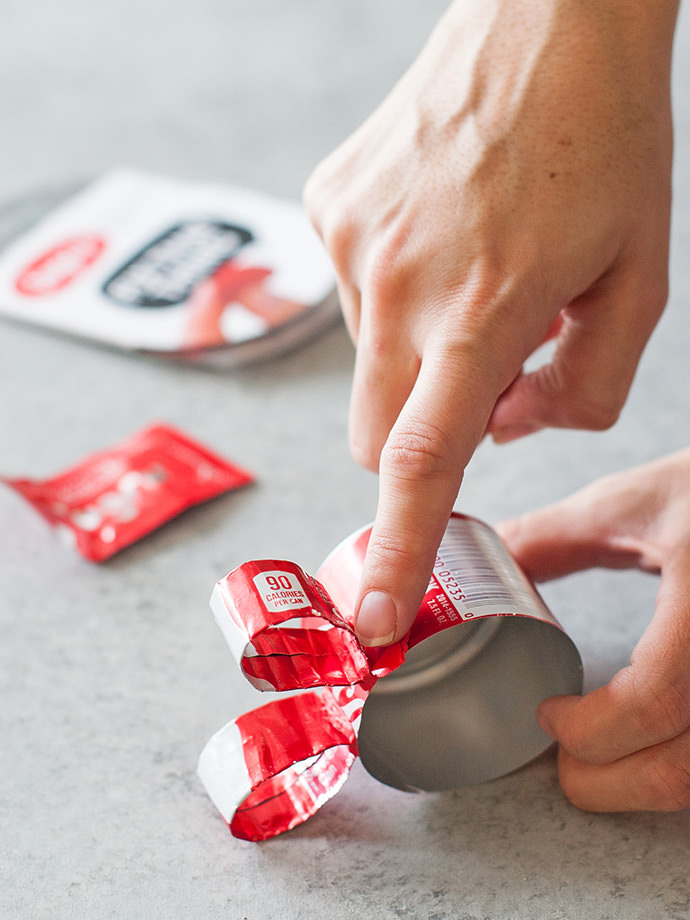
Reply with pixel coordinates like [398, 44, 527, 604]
[359, 615, 583, 792]
[372, 617, 501, 695]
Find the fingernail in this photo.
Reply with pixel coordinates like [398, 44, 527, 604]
[491, 423, 541, 444]
[355, 591, 398, 647]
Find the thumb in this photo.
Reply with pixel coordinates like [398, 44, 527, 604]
[496, 487, 644, 583]
[489, 271, 666, 441]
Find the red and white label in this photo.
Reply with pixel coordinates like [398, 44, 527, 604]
[14, 235, 106, 296]
[252, 570, 311, 613]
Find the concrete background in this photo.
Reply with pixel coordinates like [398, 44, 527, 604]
[1, 2, 688, 918]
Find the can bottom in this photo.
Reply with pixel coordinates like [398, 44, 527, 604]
[357, 615, 583, 792]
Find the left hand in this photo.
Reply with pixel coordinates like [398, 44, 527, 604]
[497, 449, 690, 812]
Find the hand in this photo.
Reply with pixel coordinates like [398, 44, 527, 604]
[303, 0, 678, 647]
[497, 449, 690, 812]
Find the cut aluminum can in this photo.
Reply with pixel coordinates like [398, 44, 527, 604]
[317, 514, 583, 792]
[198, 513, 583, 840]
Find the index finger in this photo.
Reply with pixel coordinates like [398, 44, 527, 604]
[353, 342, 505, 646]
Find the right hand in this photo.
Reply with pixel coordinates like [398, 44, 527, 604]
[304, 0, 678, 648]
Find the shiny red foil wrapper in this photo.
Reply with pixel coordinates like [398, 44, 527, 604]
[2, 423, 254, 561]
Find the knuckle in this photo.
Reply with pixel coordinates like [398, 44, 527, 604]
[556, 748, 595, 811]
[364, 231, 417, 308]
[631, 667, 690, 742]
[555, 722, 597, 765]
[303, 174, 355, 262]
[319, 212, 359, 278]
[573, 394, 624, 431]
[365, 533, 422, 574]
[380, 422, 454, 483]
[641, 751, 690, 812]
[538, 363, 625, 430]
[558, 769, 589, 812]
[302, 169, 325, 226]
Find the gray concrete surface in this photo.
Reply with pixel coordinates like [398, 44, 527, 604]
[1, 2, 689, 919]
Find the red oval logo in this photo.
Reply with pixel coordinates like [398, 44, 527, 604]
[15, 235, 106, 296]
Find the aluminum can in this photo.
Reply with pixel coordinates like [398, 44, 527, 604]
[317, 513, 583, 792]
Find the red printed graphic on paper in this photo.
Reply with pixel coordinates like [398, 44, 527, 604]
[15, 235, 106, 296]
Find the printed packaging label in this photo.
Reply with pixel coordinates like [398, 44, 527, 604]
[1, 423, 254, 561]
[0, 169, 336, 361]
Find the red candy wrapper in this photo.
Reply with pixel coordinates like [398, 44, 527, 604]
[2, 423, 253, 561]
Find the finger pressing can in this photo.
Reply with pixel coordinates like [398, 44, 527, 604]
[198, 513, 583, 840]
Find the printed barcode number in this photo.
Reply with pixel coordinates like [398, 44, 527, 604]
[435, 519, 540, 614]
